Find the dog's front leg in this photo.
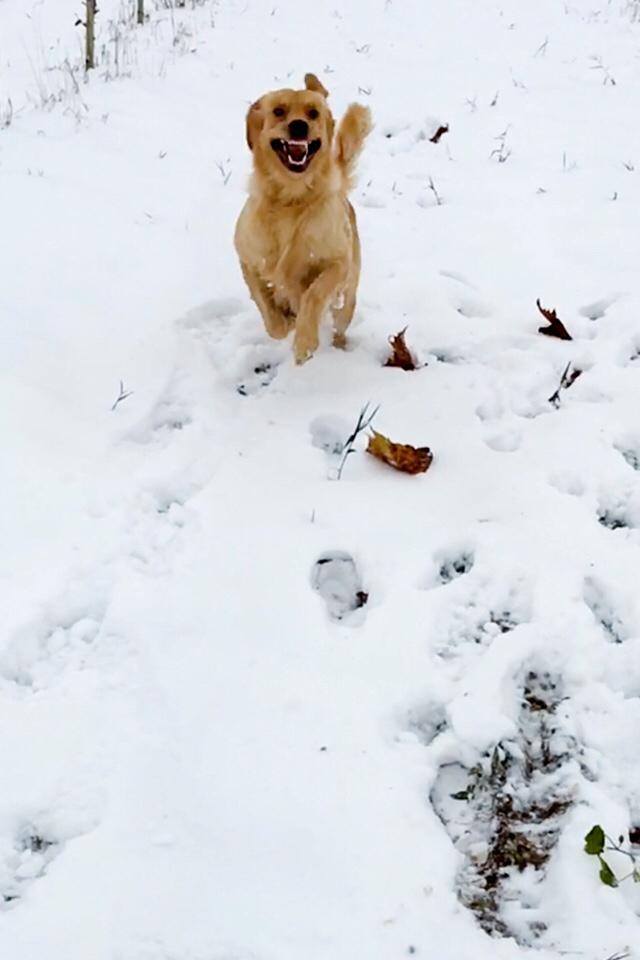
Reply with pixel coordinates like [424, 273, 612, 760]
[293, 262, 347, 364]
[240, 262, 293, 340]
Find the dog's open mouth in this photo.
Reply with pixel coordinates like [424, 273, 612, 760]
[270, 138, 321, 173]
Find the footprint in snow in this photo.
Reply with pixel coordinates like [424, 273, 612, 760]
[358, 191, 386, 209]
[125, 374, 193, 444]
[424, 544, 475, 588]
[1, 825, 63, 908]
[596, 490, 640, 532]
[548, 471, 586, 497]
[436, 549, 475, 585]
[438, 271, 494, 319]
[310, 415, 351, 455]
[180, 297, 244, 333]
[311, 552, 368, 623]
[615, 436, 640, 472]
[579, 293, 621, 320]
[235, 342, 288, 396]
[434, 581, 531, 659]
[431, 345, 471, 365]
[237, 360, 279, 396]
[453, 296, 494, 319]
[439, 269, 476, 288]
[0, 593, 107, 691]
[484, 428, 522, 453]
[583, 577, 628, 644]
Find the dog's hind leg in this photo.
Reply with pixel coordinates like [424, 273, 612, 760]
[240, 262, 293, 340]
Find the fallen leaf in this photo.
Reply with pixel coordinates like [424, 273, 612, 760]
[584, 825, 605, 856]
[385, 327, 418, 371]
[598, 856, 618, 888]
[537, 299, 572, 341]
[367, 430, 433, 475]
[429, 124, 449, 144]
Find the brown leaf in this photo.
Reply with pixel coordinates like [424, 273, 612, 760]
[367, 430, 433, 475]
[384, 327, 418, 371]
[537, 299, 572, 341]
[429, 124, 449, 144]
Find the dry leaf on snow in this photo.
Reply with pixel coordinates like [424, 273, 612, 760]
[384, 327, 418, 371]
[367, 430, 433, 474]
[537, 299, 572, 341]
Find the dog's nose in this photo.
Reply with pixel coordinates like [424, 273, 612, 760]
[288, 119, 309, 140]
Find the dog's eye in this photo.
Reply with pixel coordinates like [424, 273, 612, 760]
[308, 108, 319, 120]
[273, 106, 286, 117]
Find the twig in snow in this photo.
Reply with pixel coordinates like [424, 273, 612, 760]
[84, 0, 97, 71]
[427, 176, 443, 205]
[534, 36, 549, 57]
[429, 124, 449, 144]
[490, 127, 512, 163]
[334, 402, 380, 480]
[0, 98, 13, 129]
[111, 380, 134, 411]
[216, 160, 232, 185]
[548, 363, 582, 408]
[489, 90, 499, 107]
[590, 55, 616, 86]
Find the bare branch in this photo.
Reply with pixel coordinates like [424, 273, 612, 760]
[334, 402, 380, 480]
[548, 363, 582, 408]
[111, 379, 134, 411]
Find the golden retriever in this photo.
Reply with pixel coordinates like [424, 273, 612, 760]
[234, 73, 372, 364]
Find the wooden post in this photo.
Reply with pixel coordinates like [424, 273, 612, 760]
[85, 0, 96, 70]
[137, 0, 144, 25]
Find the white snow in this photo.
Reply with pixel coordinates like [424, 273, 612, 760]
[2, 0, 640, 957]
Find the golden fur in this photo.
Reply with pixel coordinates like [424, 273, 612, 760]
[234, 73, 372, 364]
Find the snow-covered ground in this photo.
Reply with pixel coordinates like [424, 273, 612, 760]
[2, 0, 640, 957]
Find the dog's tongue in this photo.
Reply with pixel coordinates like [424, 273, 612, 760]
[287, 141, 307, 162]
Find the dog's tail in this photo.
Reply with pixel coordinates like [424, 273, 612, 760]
[335, 103, 372, 189]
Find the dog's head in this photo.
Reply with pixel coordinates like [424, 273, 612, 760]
[246, 73, 334, 186]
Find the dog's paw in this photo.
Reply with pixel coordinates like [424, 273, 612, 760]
[294, 332, 318, 364]
[264, 312, 294, 340]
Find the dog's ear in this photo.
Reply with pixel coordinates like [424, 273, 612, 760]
[246, 98, 264, 151]
[304, 73, 329, 98]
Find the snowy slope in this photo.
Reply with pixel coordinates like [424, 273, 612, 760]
[2, 1, 640, 957]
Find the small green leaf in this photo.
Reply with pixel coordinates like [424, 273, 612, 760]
[633, 869, 640, 884]
[598, 856, 618, 888]
[584, 825, 605, 855]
